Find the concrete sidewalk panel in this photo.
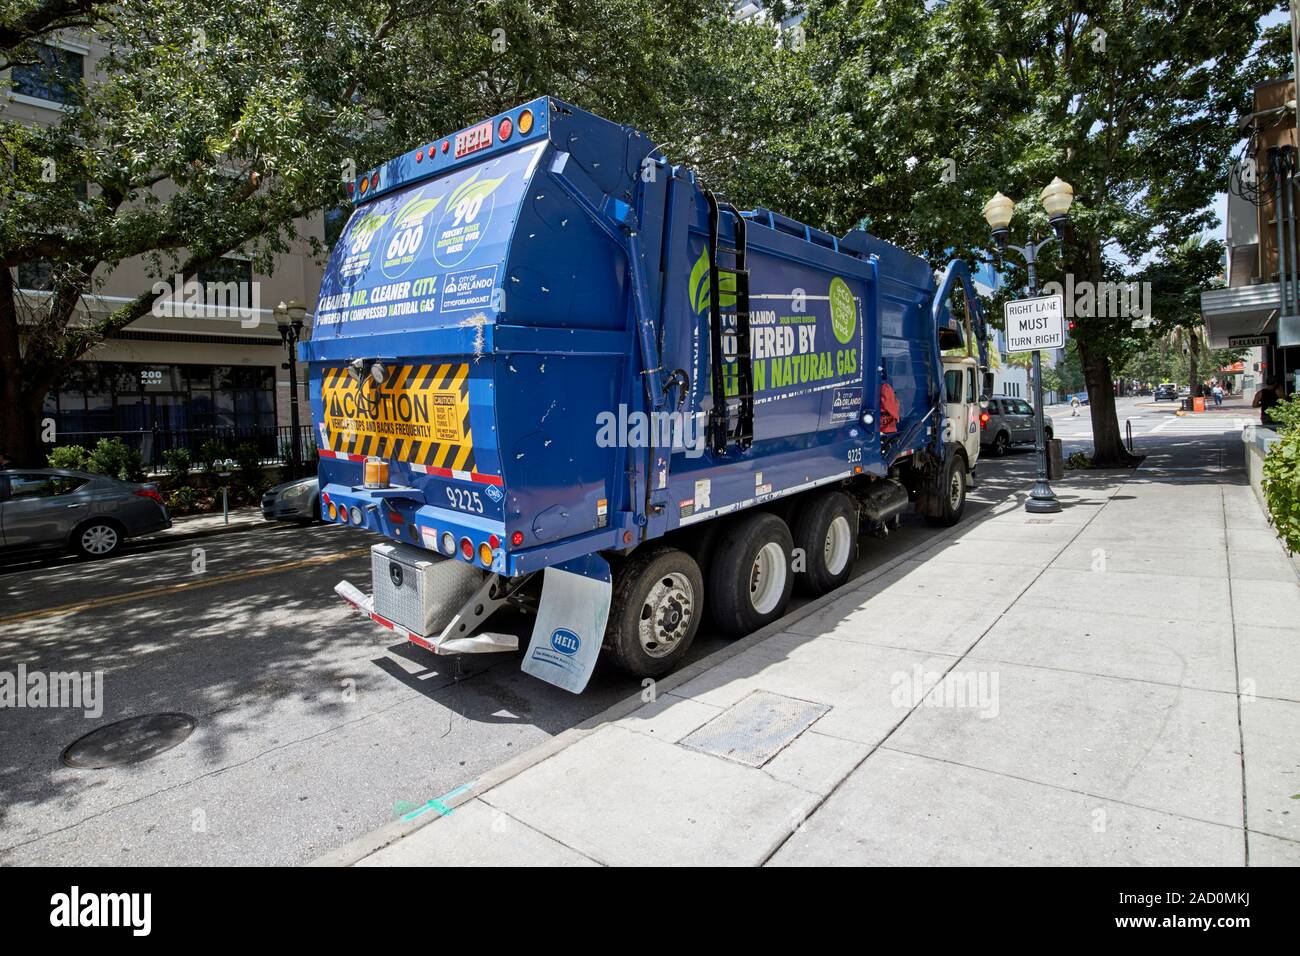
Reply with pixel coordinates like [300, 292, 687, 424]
[1248, 832, 1300, 866]
[955, 517, 1087, 546]
[615, 694, 724, 744]
[356, 798, 598, 867]
[1019, 568, 1230, 622]
[1073, 524, 1225, 551]
[921, 536, 1065, 569]
[1228, 528, 1292, 554]
[887, 662, 1244, 827]
[967, 605, 1237, 693]
[873, 558, 1032, 604]
[1240, 697, 1300, 842]
[670, 631, 956, 745]
[1228, 550, 1300, 583]
[1236, 624, 1300, 703]
[482, 724, 816, 866]
[768, 748, 1243, 866]
[1052, 538, 1228, 579]
[1230, 578, 1300, 629]
[785, 589, 1004, 657]
[761, 730, 873, 797]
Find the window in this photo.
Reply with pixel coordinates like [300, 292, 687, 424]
[944, 369, 963, 404]
[324, 206, 350, 249]
[196, 256, 254, 288]
[1014, 400, 1033, 416]
[17, 260, 54, 291]
[12, 43, 84, 105]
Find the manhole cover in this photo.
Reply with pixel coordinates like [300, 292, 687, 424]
[680, 690, 828, 767]
[61, 713, 196, 769]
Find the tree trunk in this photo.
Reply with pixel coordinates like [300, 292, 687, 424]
[0, 269, 61, 466]
[1078, 334, 1139, 467]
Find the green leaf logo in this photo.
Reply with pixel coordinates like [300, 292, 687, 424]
[394, 194, 444, 229]
[830, 276, 856, 345]
[448, 169, 506, 211]
[687, 248, 736, 314]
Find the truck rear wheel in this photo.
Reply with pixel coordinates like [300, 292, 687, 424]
[606, 548, 704, 679]
[925, 452, 967, 527]
[709, 511, 795, 637]
[792, 491, 857, 596]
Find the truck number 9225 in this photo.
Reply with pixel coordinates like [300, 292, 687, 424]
[446, 488, 484, 514]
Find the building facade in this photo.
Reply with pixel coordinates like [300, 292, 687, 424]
[4, 31, 332, 468]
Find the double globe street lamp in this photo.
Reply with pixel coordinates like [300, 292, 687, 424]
[982, 177, 1074, 514]
[275, 299, 308, 479]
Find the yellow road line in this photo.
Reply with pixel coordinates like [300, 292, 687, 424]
[0, 547, 370, 626]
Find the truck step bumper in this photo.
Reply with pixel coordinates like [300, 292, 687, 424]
[334, 577, 518, 655]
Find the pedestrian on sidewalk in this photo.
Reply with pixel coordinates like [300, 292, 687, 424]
[1253, 377, 1284, 429]
[1070, 396, 1081, 417]
[1212, 383, 1224, 406]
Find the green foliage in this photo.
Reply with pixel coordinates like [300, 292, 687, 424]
[233, 442, 262, 487]
[1065, 451, 1093, 470]
[198, 439, 230, 474]
[165, 485, 203, 515]
[46, 444, 91, 471]
[86, 437, 145, 481]
[161, 447, 192, 488]
[1262, 428, 1300, 554]
[1267, 394, 1300, 433]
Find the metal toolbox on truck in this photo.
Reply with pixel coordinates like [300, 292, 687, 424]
[370, 541, 483, 636]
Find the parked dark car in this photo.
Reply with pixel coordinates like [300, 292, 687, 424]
[0, 468, 171, 559]
[1153, 382, 1178, 401]
[262, 476, 321, 523]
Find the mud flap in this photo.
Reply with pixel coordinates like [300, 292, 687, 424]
[520, 554, 612, 693]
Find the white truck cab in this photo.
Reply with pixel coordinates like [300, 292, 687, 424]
[941, 354, 983, 474]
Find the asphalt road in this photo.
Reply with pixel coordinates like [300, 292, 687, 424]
[0, 396, 1233, 865]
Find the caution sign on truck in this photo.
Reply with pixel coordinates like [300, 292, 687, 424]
[321, 363, 476, 470]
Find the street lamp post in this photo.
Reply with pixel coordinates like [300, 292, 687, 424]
[983, 178, 1074, 515]
[276, 300, 307, 479]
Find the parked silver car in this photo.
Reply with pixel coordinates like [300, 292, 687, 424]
[980, 396, 1054, 456]
[0, 468, 171, 558]
[261, 476, 321, 523]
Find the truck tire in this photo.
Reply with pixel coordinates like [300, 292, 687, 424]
[792, 491, 857, 597]
[605, 548, 704, 679]
[925, 452, 967, 527]
[709, 511, 795, 637]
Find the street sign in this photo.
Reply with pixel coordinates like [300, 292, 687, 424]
[1228, 335, 1271, 348]
[1005, 294, 1065, 351]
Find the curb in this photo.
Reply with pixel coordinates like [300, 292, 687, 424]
[309, 486, 1034, 867]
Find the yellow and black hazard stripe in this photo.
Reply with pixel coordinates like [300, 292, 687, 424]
[320, 362, 476, 470]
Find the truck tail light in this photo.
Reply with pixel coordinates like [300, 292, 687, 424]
[498, 116, 513, 141]
[478, 542, 493, 565]
[327, 501, 338, 521]
[517, 109, 533, 135]
[440, 531, 455, 555]
[460, 537, 473, 561]
[510, 530, 524, 547]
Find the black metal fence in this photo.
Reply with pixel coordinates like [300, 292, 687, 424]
[52, 425, 317, 473]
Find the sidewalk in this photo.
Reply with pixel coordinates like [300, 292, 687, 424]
[328, 429, 1300, 867]
[144, 506, 265, 542]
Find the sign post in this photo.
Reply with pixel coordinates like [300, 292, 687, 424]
[1005, 295, 1065, 514]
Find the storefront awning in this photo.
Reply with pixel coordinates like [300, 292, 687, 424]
[1200, 283, 1279, 348]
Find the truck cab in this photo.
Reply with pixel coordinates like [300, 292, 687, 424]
[941, 355, 983, 475]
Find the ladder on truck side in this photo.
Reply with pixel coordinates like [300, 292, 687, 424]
[705, 192, 755, 456]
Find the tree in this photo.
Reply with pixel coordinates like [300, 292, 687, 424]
[750, 0, 1289, 465]
[1, 0, 732, 464]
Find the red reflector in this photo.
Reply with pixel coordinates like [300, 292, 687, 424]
[510, 530, 524, 546]
[388, 510, 404, 524]
[416, 149, 424, 162]
[460, 537, 473, 560]
[441, 140, 449, 153]
[498, 117, 513, 141]
[346, 182, 355, 195]
[321, 492, 331, 505]
[488, 534, 500, 549]
[370, 172, 379, 190]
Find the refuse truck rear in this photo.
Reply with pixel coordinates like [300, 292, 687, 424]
[302, 97, 990, 693]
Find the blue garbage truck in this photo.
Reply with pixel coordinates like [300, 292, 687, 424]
[303, 97, 990, 693]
